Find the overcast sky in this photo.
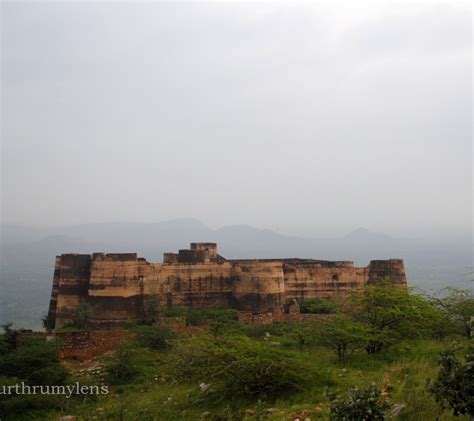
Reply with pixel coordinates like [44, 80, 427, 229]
[1, 0, 472, 238]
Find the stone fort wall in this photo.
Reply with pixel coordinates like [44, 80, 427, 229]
[48, 243, 407, 328]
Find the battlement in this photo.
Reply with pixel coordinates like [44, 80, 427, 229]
[164, 242, 224, 263]
[47, 242, 408, 329]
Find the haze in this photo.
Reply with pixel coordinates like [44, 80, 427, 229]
[1, 0, 472, 239]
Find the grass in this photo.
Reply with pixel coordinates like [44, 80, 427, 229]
[37, 339, 474, 419]
[1, 322, 471, 420]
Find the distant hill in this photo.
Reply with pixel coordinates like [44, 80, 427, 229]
[1, 219, 472, 329]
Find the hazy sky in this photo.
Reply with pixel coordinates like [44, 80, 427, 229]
[1, 0, 472, 237]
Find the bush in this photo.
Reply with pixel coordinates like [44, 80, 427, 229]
[300, 298, 338, 314]
[105, 346, 139, 385]
[429, 345, 474, 417]
[173, 333, 323, 400]
[329, 383, 389, 420]
[132, 325, 177, 350]
[72, 303, 93, 329]
[0, 336, 68, 385]
[242, 323, 295, 338]
[0, 335, 69, 418]
[163, 307, 238, 326]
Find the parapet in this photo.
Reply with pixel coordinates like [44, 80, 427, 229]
[92, 253, 138, 262]
[164, 242, 219, 263]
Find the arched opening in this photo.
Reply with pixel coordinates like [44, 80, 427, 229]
[332, 274, 339, 281]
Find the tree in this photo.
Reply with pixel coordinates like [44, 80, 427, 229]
[350, 284, 445, 354]
[42, 313, 55, 331]
[300, 298, 339, 314]
[429, 288, 474, 337]
[2, 323, 18, 351]
[429, 345, 474, 417]
[314, 316, 370, 363]
[144, 296, 160, 321]
[73, 303, 93, 329]
[329, 383, 389, 420]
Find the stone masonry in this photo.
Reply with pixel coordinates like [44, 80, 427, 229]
[47, 242, 407, 328]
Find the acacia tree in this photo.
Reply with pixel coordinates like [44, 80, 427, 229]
[314, 316, 370, 363]
[349, 283, 445, 354]
[429, 288, 474, 337]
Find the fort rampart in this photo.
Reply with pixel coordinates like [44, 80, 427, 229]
[48, 243, 407, 328]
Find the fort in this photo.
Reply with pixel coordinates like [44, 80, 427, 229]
[47, 242, 407, 328]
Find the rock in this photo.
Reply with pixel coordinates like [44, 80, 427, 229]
[389, 403, 406, 418]
[199, 382, 210, 391]
[59, 416, 76, 421]
[244, 409, 255, 416]
[266, 408, 279, 413]
[201, 411, 211, 418]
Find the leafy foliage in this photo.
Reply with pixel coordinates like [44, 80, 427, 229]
[132, 324, 177, 350]
[314, 316, 370, 362]
[329, 383, 389, 420]
[41, 313, 55, 332]
[144, 296, 160, 320]
[0, 332, 69, 418]
[173, 333, 321, 400]
[0, 335, 68, 385]
[72, 303, 93, 329]
[429, 288, 474, 337]
[105, 345, 139, 384]
[300, 298, 339, 314]
[1, 323, 18, 351]
[163, 307, 238, 326]
[350, 284, 445, 353]
[429, 345, 474, 416]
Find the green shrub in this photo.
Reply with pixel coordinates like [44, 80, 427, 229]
[0, 334, 69, 418]
[163, 307, 238, 326]
[430, 288, 474, 337]
[329, 383, 389, 420]
[300, 298, 339, 314]
[132, 325, 177, 350]
[173, 333, 324, 400]
[429, 345, 474, 417]
[72, 303, 93, 329]
[106, 346, 139, 385]
[242, 323, 295, 338]
[0, 336, 68, 385]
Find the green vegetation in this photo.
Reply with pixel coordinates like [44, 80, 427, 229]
[328, 383, 389, 420]
[1, 286, 473, 420]
[349, 283, 447, 354]
[0, 326, 70, 418]
[132, 324, 178, 351]
[163, 306, 238, 326]
[172, 333, 324, 400]
[429, 345, 474, 417]
[300, 298, 339, 314]
[72, 303, 93, 330]
[314, 316, 371, 363]
[429, 288, 474, 337]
